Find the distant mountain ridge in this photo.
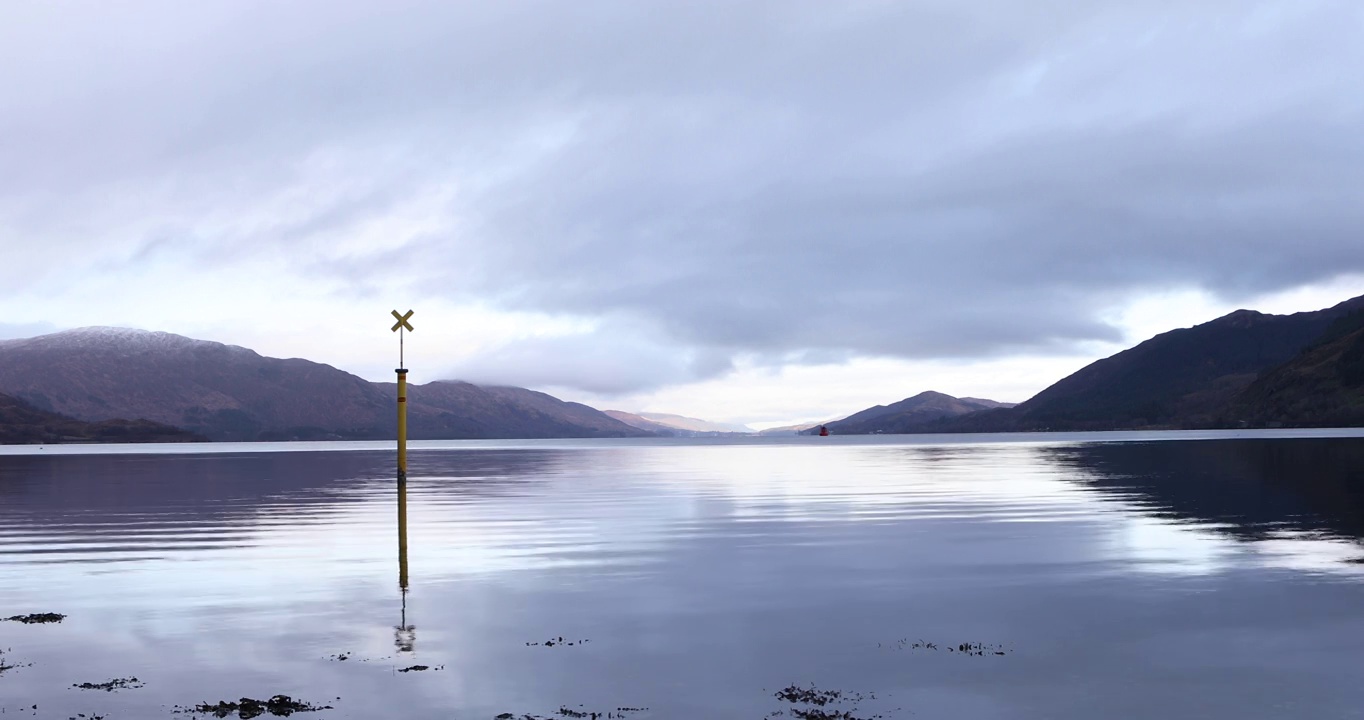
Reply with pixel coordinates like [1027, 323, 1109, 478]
[604, 410, 683, 436]
[605, 410, 753, 436]
[399, 381, 647, 439]
[758, 421, 824, 436]
[820, 391, 1014, 435]
[0, 327, 650, 441]
[636, 412, 752, 434]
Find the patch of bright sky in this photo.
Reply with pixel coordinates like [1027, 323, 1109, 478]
[559, 274, 1364, 429]
[1105, 273, 1364, 347]
[568, 354, 1100, 431]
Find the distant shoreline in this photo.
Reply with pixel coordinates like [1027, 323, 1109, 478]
[6, 427, 1364, 457]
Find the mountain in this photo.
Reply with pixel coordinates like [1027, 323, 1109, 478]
[821, 391, 1014, 434]
[0, 328, 650, 441]
[1227, 310, 1364, 428]
[399, 382, 654, 439]
[0, 392, 205, 444]
[997, 295, 1364, 431]
[604, 410, 682, 436]
[634, 412, 753, 434]
[0, 327, 390, 440]
[957, 397, 1015, 409]
[757, 422, 825, 436]
[605, 410, 753, 436]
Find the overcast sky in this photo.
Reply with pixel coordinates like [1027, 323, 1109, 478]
[3, 1, 1363, 428]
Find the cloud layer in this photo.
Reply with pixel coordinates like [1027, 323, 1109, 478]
[3, 1, 1363, 395]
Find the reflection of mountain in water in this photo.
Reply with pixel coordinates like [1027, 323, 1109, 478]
[0, 449, 565, 560]
[1046, 438, 1364, 544]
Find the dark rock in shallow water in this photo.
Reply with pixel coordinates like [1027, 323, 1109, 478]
[73, 677, 143, 692]
[493, 705, 647, 719]
[4, 613, 66, 624]
[525, 636, 590, 647]
[775, 685, 845, 707]
[770, 683, 897, 720]
[877, 637, 1008, 656]
[325, 651, 391, 663]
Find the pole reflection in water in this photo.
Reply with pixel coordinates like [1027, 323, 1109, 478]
[395, 474, 415, 653]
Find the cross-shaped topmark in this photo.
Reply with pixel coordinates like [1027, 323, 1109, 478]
[391, 309, 415, 332]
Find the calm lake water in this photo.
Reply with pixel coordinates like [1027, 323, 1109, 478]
[3, 431, 1364, 719]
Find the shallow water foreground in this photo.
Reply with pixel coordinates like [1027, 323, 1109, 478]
[2, 433, 1364, 719]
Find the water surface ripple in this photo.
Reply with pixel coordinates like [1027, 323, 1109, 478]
[2, 433, 1364, 719]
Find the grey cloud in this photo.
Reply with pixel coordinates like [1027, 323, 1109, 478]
[2, 1, 1362, 393]
[446, 318, 733, 395]
[0, 322, 60, 341]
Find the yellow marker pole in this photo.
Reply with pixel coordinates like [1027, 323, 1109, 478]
[390, 309, 417, 653]
[396, 368, 408, 479]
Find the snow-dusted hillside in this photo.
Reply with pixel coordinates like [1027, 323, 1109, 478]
[0, 327, 649, 441]
[0, 326, 257, 357]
